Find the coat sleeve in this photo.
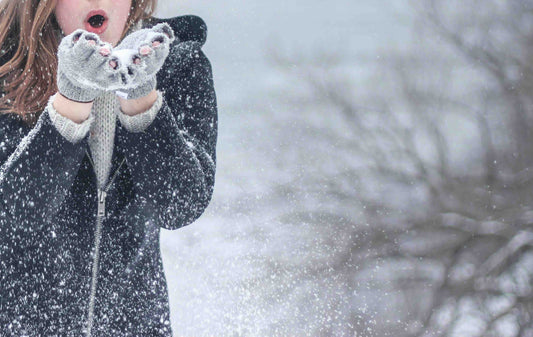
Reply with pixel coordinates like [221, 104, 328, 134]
[0, 108, 89, 224]
[115, 17, 218, 230]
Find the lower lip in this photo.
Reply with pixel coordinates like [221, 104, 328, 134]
[85, 20, 108, 35]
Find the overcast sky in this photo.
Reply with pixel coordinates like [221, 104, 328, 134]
[155, 0, 412, 107]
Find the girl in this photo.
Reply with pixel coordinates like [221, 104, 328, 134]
[0, 0, 217, 336]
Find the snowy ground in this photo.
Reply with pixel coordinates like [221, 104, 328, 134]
[154, 1, 413, 335]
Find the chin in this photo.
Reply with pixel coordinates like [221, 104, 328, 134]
[98, 34, 118, 46]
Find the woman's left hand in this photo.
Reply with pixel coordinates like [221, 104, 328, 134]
[107, 23, 176, 100]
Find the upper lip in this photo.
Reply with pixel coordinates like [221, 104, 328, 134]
[85, 9, 108, 23]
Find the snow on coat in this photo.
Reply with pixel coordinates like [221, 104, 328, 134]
[0, 15, 217, 336]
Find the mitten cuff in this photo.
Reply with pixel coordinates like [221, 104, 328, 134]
[47, 93, 95, 144]
[117, 90, 162, 133]
[124, 77, 157, 100]
[57, 71, 100, 103]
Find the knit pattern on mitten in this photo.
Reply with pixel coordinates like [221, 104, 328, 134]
[110, 23, 175, 99]
[57, 30, 116, 102]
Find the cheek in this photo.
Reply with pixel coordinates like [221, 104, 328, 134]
[109, 0, 132, 35]
[114, 0, 132, 23]
[54, 3, 80, 35]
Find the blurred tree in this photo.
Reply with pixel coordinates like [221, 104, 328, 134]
[263, 0, 533, 336]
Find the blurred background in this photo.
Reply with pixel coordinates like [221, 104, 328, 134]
[155, 0, 533, 336]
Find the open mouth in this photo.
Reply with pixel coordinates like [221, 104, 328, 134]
[88, 15, 106, 28]
[85, 10, 108, 34]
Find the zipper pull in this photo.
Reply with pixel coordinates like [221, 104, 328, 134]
[98, 189, 107, 218]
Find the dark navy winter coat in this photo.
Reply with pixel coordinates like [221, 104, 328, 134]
[0, 15, 217, 336]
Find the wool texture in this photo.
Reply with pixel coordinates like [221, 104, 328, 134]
[48, 91, 161, 189]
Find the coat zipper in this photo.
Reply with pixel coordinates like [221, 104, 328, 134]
[83, 149, 126, 337]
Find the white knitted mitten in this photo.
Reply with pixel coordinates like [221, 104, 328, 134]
[57, 30, 115, 102]
[109, 23, 176, 100]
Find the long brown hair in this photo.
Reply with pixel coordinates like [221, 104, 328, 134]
[0, 0, 158, 127]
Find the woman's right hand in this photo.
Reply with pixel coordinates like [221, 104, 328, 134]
[56, 30, 115, 103]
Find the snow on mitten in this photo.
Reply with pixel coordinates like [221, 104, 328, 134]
[57, 30, 115, 102]
[109, 23, 176, 100]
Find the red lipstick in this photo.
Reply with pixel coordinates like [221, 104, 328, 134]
[85, 10, 108, 35]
